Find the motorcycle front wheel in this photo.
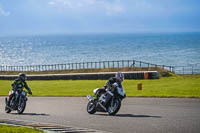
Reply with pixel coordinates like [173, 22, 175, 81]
[5, 97, 11, 113]
[108, 98, 121, 115]
[87, 101, 96, 114]
[17, 99, 26, 114]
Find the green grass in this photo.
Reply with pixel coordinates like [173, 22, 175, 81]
[0, 124, 43, 133]
[0, 75, 200, 98]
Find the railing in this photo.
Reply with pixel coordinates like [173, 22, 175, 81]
[0, 60, 173, 72]
[0, 60, 199, 74]
[172, 64, 200, 74]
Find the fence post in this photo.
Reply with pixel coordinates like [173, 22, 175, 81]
[192, 66, 194, 74]
[95, 62, 97, 69]
[172, 66, 175, 73]
[99, 61, 101, 69]
[117, 61, 119, 68]
[132, 60, 135, 67]
[50, 64, 53, 71]
[79, 63, 81, 69]
[128, 60, 130, 67]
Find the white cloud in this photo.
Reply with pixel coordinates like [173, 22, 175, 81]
[48, 1, 56, 5]
[103, 1, 125, 15]
[48, 0, 125, 15]
[0, 7, 10, 16]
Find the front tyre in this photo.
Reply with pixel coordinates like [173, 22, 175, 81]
[87, 101, 96, 114]
[5, 97, 11, 113]
[5, 106, 11, 113]
[108, 98, 121, 115]
[17, 100, 26, 114]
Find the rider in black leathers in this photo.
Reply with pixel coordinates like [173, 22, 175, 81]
[95, 72, 125, 98]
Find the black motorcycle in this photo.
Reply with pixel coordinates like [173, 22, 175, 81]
[5, 89, 30, 114]
[87, 83, 126, 115]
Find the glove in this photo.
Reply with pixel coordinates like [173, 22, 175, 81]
[113, 82, 118, 88]
[29, 91, 32, 95]
[28, 89, 32, 95]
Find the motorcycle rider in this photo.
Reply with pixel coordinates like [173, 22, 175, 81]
[95, 72, 125, 98]
[7, 73, 32, 106]
[106, 72, 124, 89]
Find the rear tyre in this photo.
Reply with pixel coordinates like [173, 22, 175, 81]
[87, 101, 96, 114]
[108, 98, 121, 115]
[17, 100, 26, 114]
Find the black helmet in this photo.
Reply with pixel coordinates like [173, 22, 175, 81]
[19, 73, 27, 81]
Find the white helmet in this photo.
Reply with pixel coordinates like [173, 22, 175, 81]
[115, 72, 124, 82]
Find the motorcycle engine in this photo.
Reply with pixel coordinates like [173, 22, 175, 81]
[99, 91, 113, 106]
[99, 94, 106, 103]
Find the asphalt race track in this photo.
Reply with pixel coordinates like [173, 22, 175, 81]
[0, 97, 200, 133]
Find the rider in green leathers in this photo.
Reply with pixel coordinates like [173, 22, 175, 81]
[8, 73, 32, 106]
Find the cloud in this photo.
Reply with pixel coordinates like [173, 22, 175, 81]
[0, 7, 10, 16]
[103, 1, 124, 15]
[48, 0, 125, 15]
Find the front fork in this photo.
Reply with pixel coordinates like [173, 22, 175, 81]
[18, 95, 23, 107]
[5, 97, 13, 110]
[110, 96, 115, 107]
[5, 97, 8, 105]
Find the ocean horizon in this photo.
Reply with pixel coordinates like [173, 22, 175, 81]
[0, 32, 200, 67]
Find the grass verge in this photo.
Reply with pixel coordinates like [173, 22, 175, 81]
[0, 124, 43, 133]
[0, 75, 200, 98]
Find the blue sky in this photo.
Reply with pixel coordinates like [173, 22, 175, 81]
[0, 0, 200, 35]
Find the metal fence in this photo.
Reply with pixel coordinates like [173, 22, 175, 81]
[0, 60, 173, 72]
[173, 64, 200, 74]
[0, 60, 199, 74]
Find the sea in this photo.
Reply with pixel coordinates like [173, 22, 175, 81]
[0, 32, 200, 67]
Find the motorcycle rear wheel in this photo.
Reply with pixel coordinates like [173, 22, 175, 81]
[87, 101, 96, 114]
[17, 100, 26, 114]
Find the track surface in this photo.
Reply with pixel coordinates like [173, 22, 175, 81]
[0, 97, 200, 133]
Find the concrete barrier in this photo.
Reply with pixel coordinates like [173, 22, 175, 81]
[0, 71, 159, 80]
